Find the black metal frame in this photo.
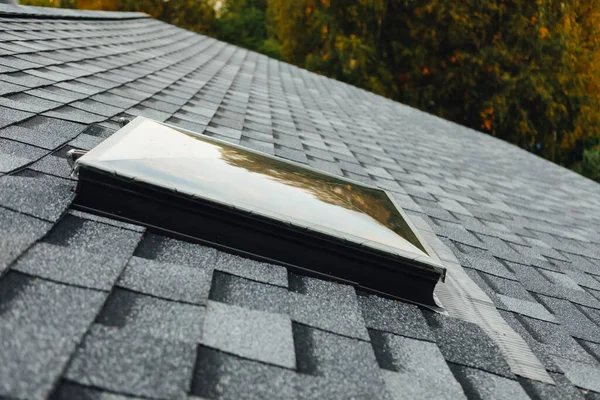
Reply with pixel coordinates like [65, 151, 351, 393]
[74, 166, 444, 308]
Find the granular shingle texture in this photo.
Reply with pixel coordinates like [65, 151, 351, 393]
[0, 272, 106, 399]
[1, 4, 600, 399]
[65, 325, 197, 399]
[0, 169, 73, 221]
[118, 256, 212, 304]
[424, 311, 514, 378]
[451, 365, 530, 400]
[377, 333, 467, 400]
[202, 300, 295, 369]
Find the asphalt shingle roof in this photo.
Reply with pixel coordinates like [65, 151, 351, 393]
[1, 5, 600, 400]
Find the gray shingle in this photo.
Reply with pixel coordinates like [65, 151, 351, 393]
[0, 124, 75, 149]
[0, 170, 73, 221]
[127, 105, 171, 122]
[27, 86, 87, 103]
[18, 115, 86, 136]
[565, 269, 600, 291]
[167, 116, 208, 134]
[43, 214, 141, 257]
[519, 373, 586, 400]
[52, 382, 149, 400]
[118, 256, 212, 304]
[65, 324, 197, 399]
[240, 136, 274, 154]
[290, 291, 369, 340]
[134, 232, 217, 268]
[359, 294, 434, 341]
[12, 242, 127, 290]
[0, 272, 106, 399]
[70, 99, 123, 118]
[174, 110, 211, 125]
[536, 295, 600, 343]
[214, 251, 288, 287]
[26, 67, 72, 83]
[432, 220, 485, 248]
[91, 91, 138, 110]
[202, 300, 295, 368]
[453, 243, 516, 279]
[424, 312, 514, 378]
[578, 340, 600, 363]
[56, 81, 103, 96]
[192, 346, 297, 400]
[44, 105, 106, 124]
[514, 314, 596, 364]
[274, 145, 309, 164]
[0, 105, 34, 127]
[378, 333, 466, 400]
[561, 253, 600, 276]
[541, 270, 585, 291]
[306, 157, 342, 175]
[298, 325, 390, 398]
[480, 271, 536, 301]
[0, 71, 54, 88]
[0, 92, 61, 113]
[0, 55, 40, 71]
[141, 98, 181, 114]
[0, 206, 50, 273]
[450, 365, 529, 400]
[29, 153, 74, 179]
[10, 53, 55, 68]
[479, 234, 534, 265]
[0, 81, 29, 96]
[96, 289, 205, 343]
[67, 209, 144, 233]
[210, 271, 289, 314]
[81, 123, 117, 139]
[290, 273, 356, 301]
[0, 138, 46, 172]
[497, 294, 558, 323]
[554, 357, 600, 392]
[68, 133, 104, 150]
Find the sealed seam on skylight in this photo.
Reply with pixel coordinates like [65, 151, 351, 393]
[72, 117, 446, 308]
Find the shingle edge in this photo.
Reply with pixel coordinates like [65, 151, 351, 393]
[0, 4, 148, 19]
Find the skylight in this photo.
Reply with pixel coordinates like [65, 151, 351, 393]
[72, 117, 445, 307]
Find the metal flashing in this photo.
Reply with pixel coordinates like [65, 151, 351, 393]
[412, 216, 557, 385]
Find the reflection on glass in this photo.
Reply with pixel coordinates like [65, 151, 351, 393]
[79, 119, 429, 258]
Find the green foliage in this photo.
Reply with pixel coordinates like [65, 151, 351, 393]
[216, 1, 281, 59]
[583, 148, 600, 182]
[573, 148, 600, 182]
[17, 0, 600, 182]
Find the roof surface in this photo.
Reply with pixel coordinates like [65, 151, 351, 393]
[1, 5, 600, 400]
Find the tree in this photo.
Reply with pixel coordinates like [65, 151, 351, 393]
[216, 0, 282, 59]
[267, 0, 600, 179]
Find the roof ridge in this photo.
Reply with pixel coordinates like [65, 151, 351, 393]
[0, 4, 147, 20]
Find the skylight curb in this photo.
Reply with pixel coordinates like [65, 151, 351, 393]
[72, 117, 446, 308]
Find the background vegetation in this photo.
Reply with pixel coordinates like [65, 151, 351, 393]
[21, 0, 600, 182]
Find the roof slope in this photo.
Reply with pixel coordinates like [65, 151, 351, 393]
[1, 5, 600, 400]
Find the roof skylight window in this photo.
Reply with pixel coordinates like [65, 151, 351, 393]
[72, 117, 445, 307]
